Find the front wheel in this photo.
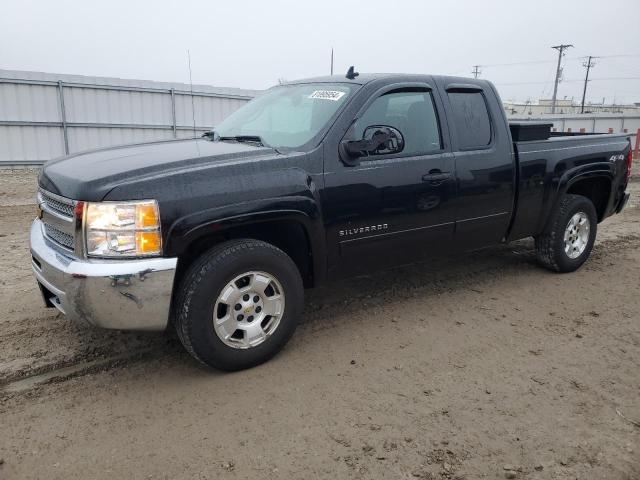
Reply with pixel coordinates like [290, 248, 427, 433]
[174, 239, 304, 371]
[535, 194, 597, 273]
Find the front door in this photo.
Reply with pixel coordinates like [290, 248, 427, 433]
[322, 85, 457, 279]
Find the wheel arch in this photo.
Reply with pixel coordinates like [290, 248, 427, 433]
[564, 175, 612, 222]
[539, 169, 613, 233]
[169, 210, 326, 290]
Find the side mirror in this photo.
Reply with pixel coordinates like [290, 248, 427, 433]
[340, 125, 405, 166]
[202, 130, 218, 140]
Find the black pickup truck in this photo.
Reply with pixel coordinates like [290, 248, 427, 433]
[31, 71, 633, 370]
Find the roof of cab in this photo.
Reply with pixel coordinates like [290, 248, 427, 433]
[287, 72, 490, 88]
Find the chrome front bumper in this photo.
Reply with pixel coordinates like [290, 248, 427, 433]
[30, 218, 177, 331]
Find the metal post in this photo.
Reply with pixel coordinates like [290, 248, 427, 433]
[170, 88, 177, 138]
[187, 50, 196, 138]
[57, 81, 69, 154]
[592, 117, 596, 133]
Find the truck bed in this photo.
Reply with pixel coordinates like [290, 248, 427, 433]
[508, 133, 631, 241]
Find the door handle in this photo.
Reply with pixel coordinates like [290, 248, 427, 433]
[422, 171, 451, 185]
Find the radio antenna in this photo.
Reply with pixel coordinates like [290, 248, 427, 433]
[330, 48, 334, 75]
[187, 49, 196, 138]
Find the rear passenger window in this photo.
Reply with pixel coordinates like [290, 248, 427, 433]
[448, 92, 492, 149]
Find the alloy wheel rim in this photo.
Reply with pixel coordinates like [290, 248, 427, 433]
[564, 212, 590, 259]
[212, 271, 285, 349]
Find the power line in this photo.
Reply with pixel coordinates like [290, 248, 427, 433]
[480, 59, 555, 68]
[465, 51, 640, 103]
[582, 53, 640, 58]
[475, 53, 640, 71]
[539, 61, 558, 99]
[495, 77, 640, 86]
[550, 44, 573, 113]
[585, 76, 640, 80]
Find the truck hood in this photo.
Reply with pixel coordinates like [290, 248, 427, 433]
[38, 138, 274, 201]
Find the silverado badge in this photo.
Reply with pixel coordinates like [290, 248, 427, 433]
[339, 224, 388, 237]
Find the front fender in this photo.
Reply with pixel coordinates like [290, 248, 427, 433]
[164, 195, 326, 283]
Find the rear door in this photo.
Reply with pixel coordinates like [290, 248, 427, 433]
[321, 82, 457, 279]
[438, 82, 515, 248]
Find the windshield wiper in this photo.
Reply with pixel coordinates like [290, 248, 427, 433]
[214, 134, 285, 154]
[218, 135, 270, 147]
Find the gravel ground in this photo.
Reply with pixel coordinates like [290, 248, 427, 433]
[0, 168, 639, 480]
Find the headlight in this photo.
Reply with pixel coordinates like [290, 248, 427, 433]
[84, 200, 162, 257]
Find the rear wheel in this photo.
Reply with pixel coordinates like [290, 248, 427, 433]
[535, 194, 597, 273]
[174, 239, 304, 371]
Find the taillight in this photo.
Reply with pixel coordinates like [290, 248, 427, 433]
[627, 148, 633, 181]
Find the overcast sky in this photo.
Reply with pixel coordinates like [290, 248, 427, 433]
[1, 0, 639, 104]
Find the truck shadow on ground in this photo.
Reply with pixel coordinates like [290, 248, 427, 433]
[0, 237, 551, 392]
[10, 229, 640, 393]
[168, 239, 542, 371]
[304, 239, 538, 322]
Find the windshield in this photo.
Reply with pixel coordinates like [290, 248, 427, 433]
[213, 83, 355, 149]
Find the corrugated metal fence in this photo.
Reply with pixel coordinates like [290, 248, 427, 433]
[0, 69, 258, 164]
[2, 70, 638, 164]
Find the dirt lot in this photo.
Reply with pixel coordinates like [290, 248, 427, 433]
[0, 167, 638, 480]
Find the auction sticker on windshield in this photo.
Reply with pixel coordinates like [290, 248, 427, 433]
[308, 90, 346, 101]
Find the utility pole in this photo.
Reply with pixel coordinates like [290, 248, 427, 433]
[471, 65, 481, 78]
[580, 56, 597, 114]
[550, 44, 573, 114]
[330, 48, 334, 75]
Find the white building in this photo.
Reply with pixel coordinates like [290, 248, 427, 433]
[504, 99, 640, 117]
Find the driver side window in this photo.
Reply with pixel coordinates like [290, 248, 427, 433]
[355, 90, 442, 156]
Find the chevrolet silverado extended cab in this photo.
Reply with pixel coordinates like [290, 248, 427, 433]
[31, 71, 633, 370]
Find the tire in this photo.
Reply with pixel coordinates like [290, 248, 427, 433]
[535, 194, 597, 273]
[174, 239, 304, 371]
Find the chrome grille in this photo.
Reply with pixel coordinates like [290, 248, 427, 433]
[38, 189, 76, 252]
[44, 223, 74, 250]
[39, 189, 74, 219]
